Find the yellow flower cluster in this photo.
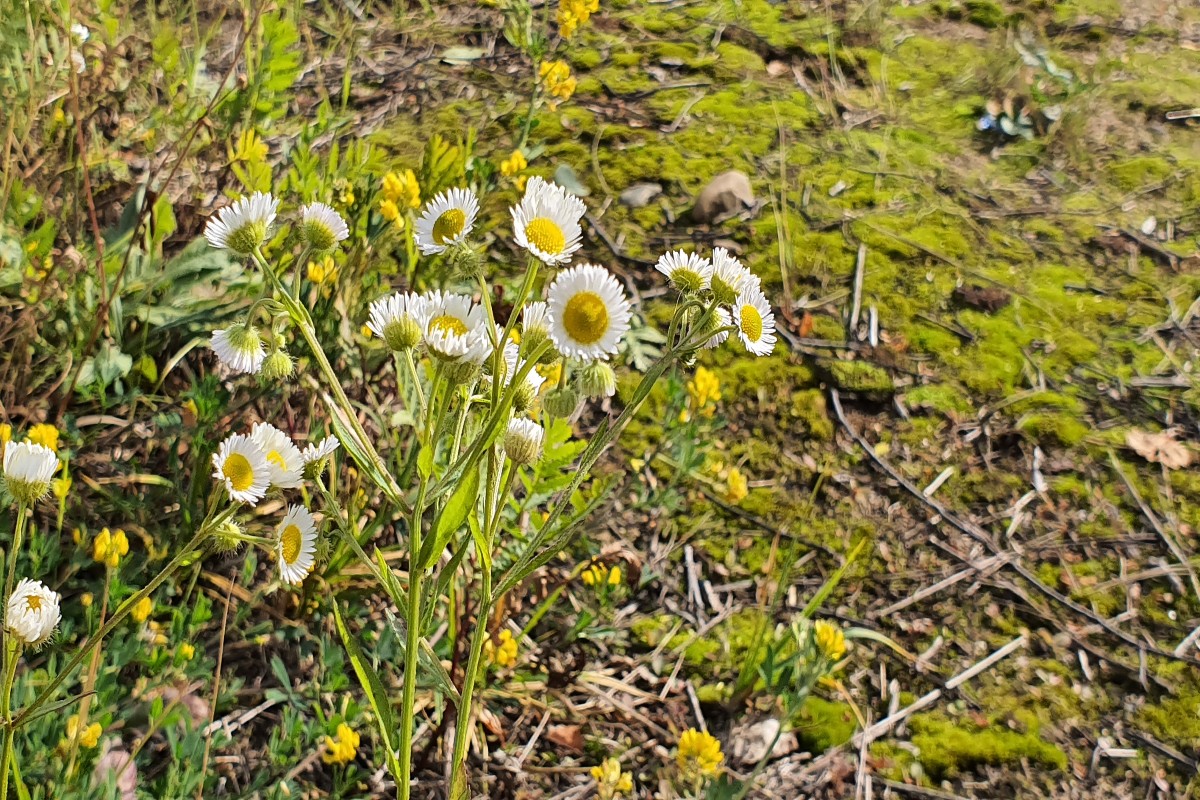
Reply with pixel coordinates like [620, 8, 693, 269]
[558, 0, 599, 38]
[723, 467, 748, 504]
[179, 642, 195, 661]
[484, 629, 518, 668]
[93, 528, 129, 569]
[382, 169, 421, 210]
[591, 756, 633, 799]
[581, 562, 622, 587]
[0, 424, 10, 448]
[64, 714, 102, 749]
[322, 722, 360, 765]
[677, 728, 724, 779]
[131, 596, 153, 623]
[681, 366, 721, 422]
[307, 255, 339, 285]
[539, 60, 577, 108]
[500, 149, 527, 177]
[813, 619, 846, 663]
[27, 423, 60, 451]
[333, 178, 356, 208]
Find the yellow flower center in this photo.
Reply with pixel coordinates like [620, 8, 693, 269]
[525, 217, 566, 255]
[281, 524, 303, 564]
[222, 453, 255, 492]
[432, 208, 466, 244]
[266, 450, 287, 470]
[739, 304, 763, 342]
[25, 596, 41, 611]
[562, 292, 609, 344]
[429, 314, 469, 338]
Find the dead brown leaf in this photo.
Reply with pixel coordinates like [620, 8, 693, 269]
[1126, 429, 1192, 469]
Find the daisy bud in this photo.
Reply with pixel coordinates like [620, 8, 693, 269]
[212, 519, 245, 553]
[512, 378, 539, 413]
[3, 442, 58, 507]
[447, 242, 485, 280]
[6, 578, 61, 647]
[259, 348, 295, 382]
[579, 361, 617, 399]
[301, 436, 340, 480]
[504, 418, 544, 466]
[543, 386, 580, 419]
[299, 202, 350, 253]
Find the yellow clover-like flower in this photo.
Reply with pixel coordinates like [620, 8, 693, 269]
[27, 423, 60, 452]
[93, 528, 129, 569]
[484, 629, 519, 668]
[500, 149, 528, 178]
[677, 728, 724, 779]
[322, 722, 360, 765]
[539, 60, 577, 107]
[813, 619, 846, 663]
[382, 169, 421, 210]
[687, 366, 721, 417]
[591, 756, 633, 799]
[723, 467, 748, 504]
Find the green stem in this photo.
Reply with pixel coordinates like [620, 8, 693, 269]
[252, 249, 412, 517]
[13, 524, 213, 729]
[0, 639, 20, 800]
[2, 506, 29, 665]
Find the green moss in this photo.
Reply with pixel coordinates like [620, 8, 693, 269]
[1017, 412, 1089, 447]
[788, 389, 834, 441]
[793, 697, 858, 752]
[909, 712, 1067, 779]
[825, 360, 895, 396]
[905, 383, 973, 418]
[963, 0, 1009, 28]
[1108, 156, 1175, 191]
[714, 42, 765, 74]
[1137, 690, 1200, 750]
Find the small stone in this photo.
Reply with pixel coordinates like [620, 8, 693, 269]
[729, 718, 797, 765]
[619, 182, 662, 208]
[692, 170, 755, 223]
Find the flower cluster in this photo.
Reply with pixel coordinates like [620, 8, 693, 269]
[676, 727, 724, 780]
[484, 629, 519, 668]
[657, 246, 776, 356]
[210, 426, 338, 585]
[322, 722, 360, 765]
[558, 0, 599, 38]
[539, 60, 577, 108]
[591, 756, 633, 800]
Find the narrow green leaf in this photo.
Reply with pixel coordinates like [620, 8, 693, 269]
[420, 464, 480, 570]
[801, 538, 868, 619]
[417, 444, 434, 479]
[385, 610, 461, 704]
[374, 548, 408, 610]
[332, 602, 401, 779]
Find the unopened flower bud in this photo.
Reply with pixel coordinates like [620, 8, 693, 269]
[543, 386, 579, 419]
[447, 242, 484, 280]
[260, 348, 294, 382]
[504, 419, 544, 466]
[579, 361, 617, 399]
[213, 519, 245, 554]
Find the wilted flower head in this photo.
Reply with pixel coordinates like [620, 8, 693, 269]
[204, 192, 279, 255]
[3, 442, 58, 506]
[6, 578, 61, 647]
[301, 436, 340, 479]
[421, 291, 491, 364]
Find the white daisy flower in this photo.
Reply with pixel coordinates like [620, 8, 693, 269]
[300, 202, 350, 251]
[710, 248, 757, 304]
[301, 435, 339, 480]
[415, 188, 480, 255]
[211, 433, 271, 505]
[504, 418, 544, 465]
[522, 301, 551, 338]
[6, 578, 61, 647]
[734, 284, 777, 356]
[2, 442, 58, 506]
[204, 192, 279, 255]
[701, 307, 733, 350]
[276, 505, 318, 585]
[301, 436, 340, 466]
[655, 249, 713, 294]
[511, 177, 586, 266]
[546, 264, 632, 360]
[211, 324, 266, 375]
[421, 291, 491, 363]
[367, 291, 427, 352]
[250, 423, 304, 489]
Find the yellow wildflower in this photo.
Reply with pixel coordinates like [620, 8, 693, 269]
[52, 474, 71, 500]
[333, 178, 355, 207]
[93, 528, 129, 569]
[591, 756, 633, 799]
[0, 423, 11, 446]
[80, 592, 93, 609]
[539, 60, 577, 108]
[484, 629, 519, 668]
[381, 169, 421, 209]
[131, 596, 153, 624]
[500, 149, 527, 177]
[581, 563, 622, 588]
[558, 0, 599, 38]
[322, 722, 360, 765]
[65, 715, 102, 749]
[536, 361, 562, 393]
[307, 255, 339, 285]
[723, 467, 748, 504]
[687, 366, 721, 416]
[677, 728, 724, 779]
[813, 619, 846, 663]
[179, 642, 195, 661]
[27, 423, 60, 451]
[379, 198, 404, 228]
[360, 324, 374, 338]
[515, 174, 528, 192]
